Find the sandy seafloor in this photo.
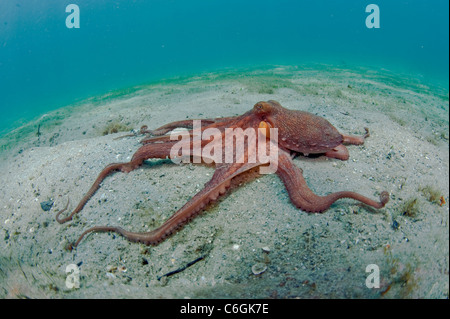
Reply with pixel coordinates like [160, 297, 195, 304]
[0, 65, 448, 299]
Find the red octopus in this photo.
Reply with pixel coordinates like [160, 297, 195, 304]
[56, 100, 389, 249]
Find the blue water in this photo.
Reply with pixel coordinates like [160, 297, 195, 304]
[0, 0, 448, 136]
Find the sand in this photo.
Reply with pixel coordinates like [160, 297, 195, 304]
[0, 65, 448, 299]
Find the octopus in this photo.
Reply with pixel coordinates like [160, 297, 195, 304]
[56, 100, 389, 249]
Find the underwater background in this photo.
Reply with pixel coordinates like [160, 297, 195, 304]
[0, 0, 448, 136]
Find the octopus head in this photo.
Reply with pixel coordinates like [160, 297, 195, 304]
[252, 100, 343, 154]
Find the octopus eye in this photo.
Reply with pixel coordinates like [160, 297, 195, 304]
[254, 102, 272, 115]
[254, 103, 267, 113]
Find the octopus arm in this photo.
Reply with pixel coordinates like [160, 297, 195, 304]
[276, 151, 389, 213]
